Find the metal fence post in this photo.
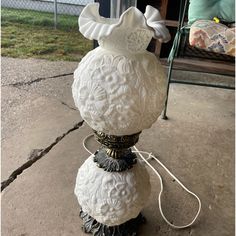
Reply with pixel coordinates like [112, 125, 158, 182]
[54, 0, 58, 29]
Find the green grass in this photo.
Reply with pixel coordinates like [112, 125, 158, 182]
[1, 7, 79, 30]
[1, 8, 93, 61]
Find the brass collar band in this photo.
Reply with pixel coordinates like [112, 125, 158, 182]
[93, 130, 141, 172]
[93, 130, 141, 150]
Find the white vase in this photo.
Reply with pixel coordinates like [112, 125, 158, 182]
[72, 3, 170, 136]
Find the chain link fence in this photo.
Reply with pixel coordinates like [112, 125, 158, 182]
[1, 0, 94, 30]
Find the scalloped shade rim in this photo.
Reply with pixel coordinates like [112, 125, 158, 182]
[79, 3, 171, 43]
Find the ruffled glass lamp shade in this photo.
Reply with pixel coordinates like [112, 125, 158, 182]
[72, 3, 170, 235]
[73, 3, 170, 136]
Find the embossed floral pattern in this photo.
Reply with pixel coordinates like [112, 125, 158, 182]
[78, 80, 108, 118]
[74, 156, 151, 226]
[91, 56, 128, 93]
[127, 29, 153, 52]
[72, 47, 167, 136]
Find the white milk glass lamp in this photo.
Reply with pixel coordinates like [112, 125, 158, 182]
[72, 2, 170, 235]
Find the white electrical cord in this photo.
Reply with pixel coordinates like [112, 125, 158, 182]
[83, 134, 201, 229]
[133, 146, 201, 229]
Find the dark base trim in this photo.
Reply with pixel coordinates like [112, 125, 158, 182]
[94, 149, 137, 172]
[80, 209, 146, 236]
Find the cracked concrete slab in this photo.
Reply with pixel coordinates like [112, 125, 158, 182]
[1, 57, 78, 86]
[1, 82, 234, 236]
[6, 72, 74, 88]
[1, 87, 82, 180]
[21, 74, 77, 110]
[1, 124, 97, 236]
[2, 57, 82, 181]
[1, 121, 84, 191]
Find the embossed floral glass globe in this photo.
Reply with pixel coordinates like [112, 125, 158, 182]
[72, 3, 170, 236]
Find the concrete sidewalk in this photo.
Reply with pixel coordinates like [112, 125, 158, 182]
[1, 57, 235, 236]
